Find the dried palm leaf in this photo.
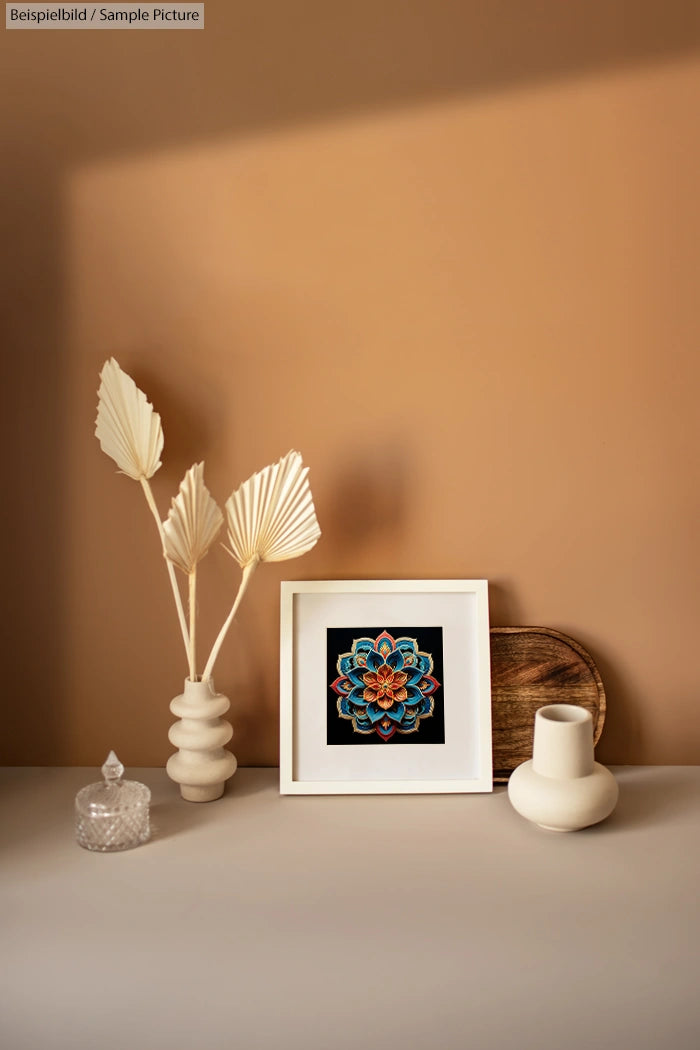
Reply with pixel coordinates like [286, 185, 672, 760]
[224, 450, 321, 568]
[95, 358, 163, 480]
[163, 463, 224, 679]
[202, 450, 320, 680]
[95, 358, 190, 667]
[163, 464, 224, 575]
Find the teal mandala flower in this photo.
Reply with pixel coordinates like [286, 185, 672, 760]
[330, 630, 440, 741]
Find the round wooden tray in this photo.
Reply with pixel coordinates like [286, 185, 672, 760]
[490, 626, 606, 782]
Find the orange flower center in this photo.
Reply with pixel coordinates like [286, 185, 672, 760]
[363, 665, 408, 709]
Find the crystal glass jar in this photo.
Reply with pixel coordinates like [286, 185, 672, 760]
[75, 751, 151, 851]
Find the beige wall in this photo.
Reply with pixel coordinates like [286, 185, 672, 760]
[2, 4, 699, 766]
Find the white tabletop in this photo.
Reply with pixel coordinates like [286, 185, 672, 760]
[1, 766, 699, 1050]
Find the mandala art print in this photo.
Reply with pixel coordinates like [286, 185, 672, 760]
[327, 627, 445, 745]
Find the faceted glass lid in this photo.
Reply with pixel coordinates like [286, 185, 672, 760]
[76, 751, 150, 817]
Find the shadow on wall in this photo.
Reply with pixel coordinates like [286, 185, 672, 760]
[129, 358, 230, 487]
[320, 440, 410, 562]
[4, 2, 698, 163]
[582, 636, 646, 767]
[1, 1, 699, 760]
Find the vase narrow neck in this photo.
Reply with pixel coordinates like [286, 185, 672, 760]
[532, 704, 594, 779]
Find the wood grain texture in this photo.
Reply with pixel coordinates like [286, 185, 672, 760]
[490, 627, 606, 782]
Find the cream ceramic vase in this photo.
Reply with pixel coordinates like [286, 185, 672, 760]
[166, 678, 237, 802]
[507, 704, 618, 832]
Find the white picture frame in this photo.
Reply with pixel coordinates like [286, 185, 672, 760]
[280, 580, 492, 794]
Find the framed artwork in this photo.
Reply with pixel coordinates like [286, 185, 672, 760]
[280, 580, 492, 794]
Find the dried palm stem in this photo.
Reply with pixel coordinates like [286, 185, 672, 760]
[201, 559, 257, 682]
[139, 478, 191, 666]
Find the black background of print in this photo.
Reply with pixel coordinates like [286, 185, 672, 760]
[326, 626, 445, 745]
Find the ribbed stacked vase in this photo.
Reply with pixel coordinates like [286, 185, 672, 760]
[508, 704, 618, 831]
[166, 679, 237, 802]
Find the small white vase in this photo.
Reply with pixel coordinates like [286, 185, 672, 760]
[166, 678, 237, 802]
[507, 704, 618, 832]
